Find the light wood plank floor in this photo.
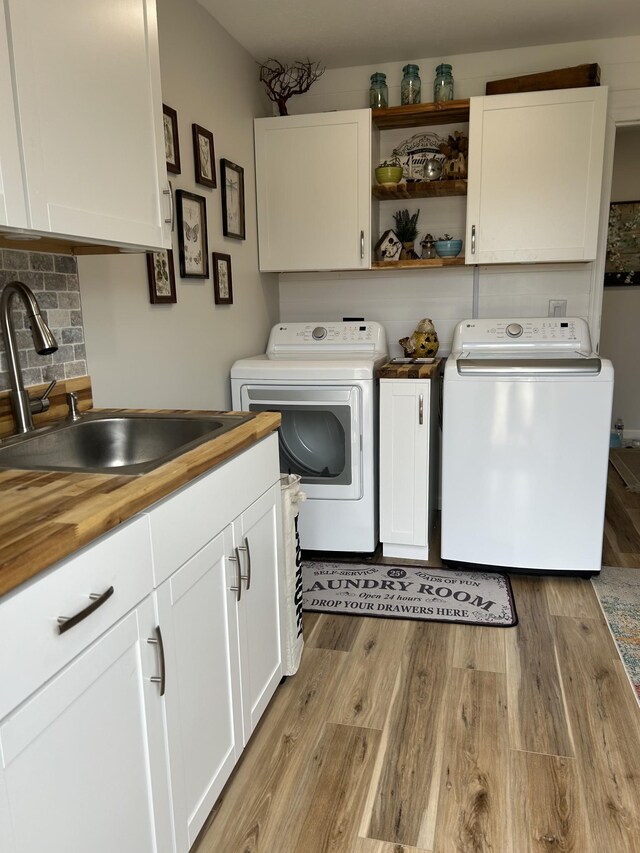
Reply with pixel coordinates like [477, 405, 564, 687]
[195, 464, 640, 852]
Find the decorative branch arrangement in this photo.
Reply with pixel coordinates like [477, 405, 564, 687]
[258, 58, 325, 116]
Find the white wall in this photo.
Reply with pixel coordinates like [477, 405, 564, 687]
[599, 125, 640, 434]
[78, 0, 278, 409]
[280, 36, 640, 355]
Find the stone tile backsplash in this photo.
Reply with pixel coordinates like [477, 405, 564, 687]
[0, 249, 86, 392]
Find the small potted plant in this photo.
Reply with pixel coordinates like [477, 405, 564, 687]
[393, 208, 420, 258]
[375, 158, 403, 187]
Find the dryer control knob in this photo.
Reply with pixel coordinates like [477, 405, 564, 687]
[312, 326, 327, 340]
[506, 323, 523, 338]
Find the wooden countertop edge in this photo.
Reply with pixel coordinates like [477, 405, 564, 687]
[0, 410, 281, 598]
[376, 358, 444, 380]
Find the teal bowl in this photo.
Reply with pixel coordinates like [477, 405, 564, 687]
[434, 239, 462, 258]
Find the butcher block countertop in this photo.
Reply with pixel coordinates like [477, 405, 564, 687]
[376, 358, 444, 380]
[0, 379, 280, 598]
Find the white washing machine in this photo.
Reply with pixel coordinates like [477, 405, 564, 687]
[231, 321, 388, 552]
[441, 317, 613, 576]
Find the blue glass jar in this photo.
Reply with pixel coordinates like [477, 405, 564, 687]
[434, 63, 454, 102]
[369, 72, 388, 109]
[401, 64, 421, 105]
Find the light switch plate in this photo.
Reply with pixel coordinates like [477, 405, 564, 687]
[548, 299, 567, 317]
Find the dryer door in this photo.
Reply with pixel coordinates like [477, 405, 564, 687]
[239, 385, 362, 500]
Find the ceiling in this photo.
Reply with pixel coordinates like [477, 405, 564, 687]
[196, 0, 640, 70]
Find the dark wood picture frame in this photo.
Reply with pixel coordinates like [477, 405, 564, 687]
[146, 249, 177, 304]
[221, 159, 246, 240]
[212, 252, 233, 304]
[176, 190, 209, 279]
[192, 124, 216, 188]
[604, 200, 640, 286]
[163, 104, 181, 174]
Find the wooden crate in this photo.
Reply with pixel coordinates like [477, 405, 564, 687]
[485, 63, 600, 96]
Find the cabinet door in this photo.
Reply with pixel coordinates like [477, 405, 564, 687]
[465, 87, 607, 263]
[156, 531, 242, 853]
[255, 109, 371, 271]
[0, 598, 173, 853]
[235, 485, 282, 740]
[0, 3, 27, 229]
[379, 380, 431, 557]
[6, 0, 170, 249]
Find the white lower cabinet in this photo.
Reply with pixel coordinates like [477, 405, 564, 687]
[0, 595, 173, 853]
[379, 377, 440, 560]
[156, 481, 282, 852]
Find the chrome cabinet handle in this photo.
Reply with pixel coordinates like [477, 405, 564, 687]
[419, 393, 424, 425]
[471, 224, 476, 255]
[163, 182, 174, 228]
[228, 547, 242, 602]
[360, 230, 365, 259]
[238, 537, 252, 590]
[57, 586, 114, 634]
[147, 625, 166, 696]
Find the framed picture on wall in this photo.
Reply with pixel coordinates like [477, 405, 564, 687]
[604, 200, 640, 286]
[192, 124, 216, 188]
[212, 252, 233, 304]
[163, 104, 181, 174]
[176, 190, 209, 278]
[221, 159, 246, 240]
[146, 249, 177, 304]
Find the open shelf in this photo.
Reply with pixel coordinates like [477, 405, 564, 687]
[372, 99, 470, 130]
[371, 257, 465, 270]
[372, 179, 467, 200]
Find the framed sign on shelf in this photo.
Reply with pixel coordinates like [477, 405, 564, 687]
[221, 159, 245, 240]
[176, 190, 209, 278]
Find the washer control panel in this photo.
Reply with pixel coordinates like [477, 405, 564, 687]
[452, 317, 592, 354]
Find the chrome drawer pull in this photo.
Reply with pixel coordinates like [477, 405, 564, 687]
[238, 537, 252, 590]
[148, 625, 166, 696]
[57, 586, 114, 635]
[228, 547, 242, 602]
[419, 393, 424, 425]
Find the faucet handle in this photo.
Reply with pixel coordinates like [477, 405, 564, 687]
[29, 379, 57, 415]
[66, 391, 82, 422]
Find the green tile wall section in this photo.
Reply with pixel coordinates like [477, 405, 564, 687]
[0, 249, 86, 392]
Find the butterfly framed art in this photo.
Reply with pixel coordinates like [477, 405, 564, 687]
[146, 249, 177, 304]
[176, 190, 209, 278]
[221, 159, 246, 240]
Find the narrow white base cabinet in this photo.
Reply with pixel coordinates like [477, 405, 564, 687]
[0, 433, 285, 853]
[379, 376, 440, 560]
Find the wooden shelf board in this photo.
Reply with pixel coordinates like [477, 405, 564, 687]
[371, 257, 465, 270]
[373, 179, 467, 200]
[372, 99, 470, 130]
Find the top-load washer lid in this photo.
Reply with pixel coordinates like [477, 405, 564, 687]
[447, 317, 611, 379]
[230, 321, 389, 380]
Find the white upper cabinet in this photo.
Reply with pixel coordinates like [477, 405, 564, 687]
[465, 86, 608, 264]
[255, 109, 371, 272]
[0, 3, 26, 229]
[2, 0, 170, 250]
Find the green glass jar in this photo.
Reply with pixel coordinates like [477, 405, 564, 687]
[434, 63, 454, 102]
[401, 64, 421, 105]
[369, 72, 388, 109]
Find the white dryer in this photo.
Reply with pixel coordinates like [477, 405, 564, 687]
[230, 321, 388, 552]
[441, 317, 613, 576]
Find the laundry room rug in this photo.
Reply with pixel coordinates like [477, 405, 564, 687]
[592, 566, 640, 705]
[610, 448, 640, 493]
[301, 562, 517, 627]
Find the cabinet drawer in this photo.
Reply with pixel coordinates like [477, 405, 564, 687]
[148, 433, 279, 586]
[0, 515, 154, 719]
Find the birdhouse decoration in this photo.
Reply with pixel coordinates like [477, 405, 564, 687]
[374, 229, 402, 262]
[399, 318, 439, 358]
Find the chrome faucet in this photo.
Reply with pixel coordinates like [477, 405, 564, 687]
[1, 281, 59, 434]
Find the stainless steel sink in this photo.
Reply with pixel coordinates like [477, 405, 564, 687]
[0, 412, 255, 475]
